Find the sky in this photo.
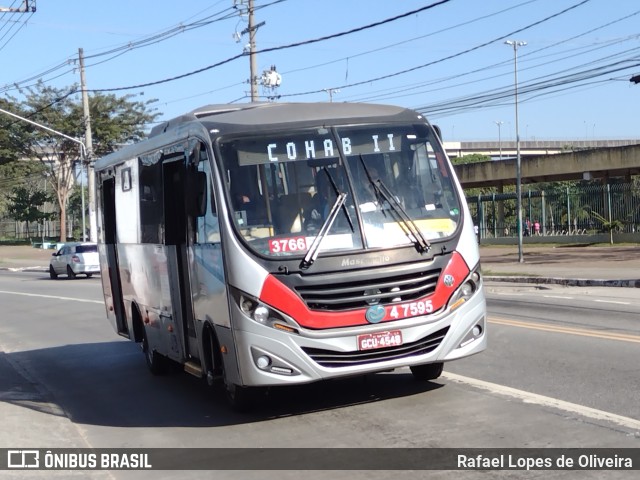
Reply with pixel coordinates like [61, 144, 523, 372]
[1, 0, 639, 142]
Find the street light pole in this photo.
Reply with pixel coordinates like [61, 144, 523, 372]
[505, 39, 526, 263]
[494, 120, 503, 160]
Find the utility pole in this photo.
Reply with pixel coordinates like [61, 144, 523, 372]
[0, 1, 36, 12]
[235, 0, 265, 101]
[324, 88, 340, 102]
[78, 48, 96, 242]
[247, 0, 259, 101]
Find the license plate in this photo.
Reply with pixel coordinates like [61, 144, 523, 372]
[357, 330, 403, 351]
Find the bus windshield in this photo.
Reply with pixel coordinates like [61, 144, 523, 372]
[218, 124, 461, 258]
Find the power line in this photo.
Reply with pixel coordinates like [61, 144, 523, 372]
[341, 9, 640, 105]
[0, 2, 270, 95]
[280, 0, 592, 99]
[85, 0, 453, 93]
[281, 0, 539, 78]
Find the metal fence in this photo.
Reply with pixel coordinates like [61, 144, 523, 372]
[467, 182, 640, 239]
[0, 217, 82, 243]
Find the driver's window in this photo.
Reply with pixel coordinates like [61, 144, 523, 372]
[196, 147, 220, 244]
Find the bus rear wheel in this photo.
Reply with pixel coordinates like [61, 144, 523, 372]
[142, 326, 169, 375]
[410, 362, 444, 381]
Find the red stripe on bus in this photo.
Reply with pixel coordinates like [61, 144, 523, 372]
[259, 252, 470, 329]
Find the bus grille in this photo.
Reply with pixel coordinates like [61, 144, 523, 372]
[301, 327, 449, 368]
[294, 268, 441, 311]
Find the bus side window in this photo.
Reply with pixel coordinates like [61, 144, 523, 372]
[196, 148, 220, 244]
[139, 155, 163, 244]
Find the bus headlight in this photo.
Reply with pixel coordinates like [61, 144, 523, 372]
[448, 267, 481, 312]
[233, 287, 300, 334]
[253, 305, 269, 324]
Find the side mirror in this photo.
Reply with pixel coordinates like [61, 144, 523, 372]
[187, 171, 207, 217]
[432, 124, 443, 141]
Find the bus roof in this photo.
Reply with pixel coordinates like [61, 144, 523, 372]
[152, 102, 423, 136]
[96, 102, 426, 171]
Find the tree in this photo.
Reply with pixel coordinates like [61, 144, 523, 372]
[68, 186, 88, 240]
[0, 98, 31, 166]
[590, 211, 623, 245]
[3, 81, 160, 241]
[6, 186, 52, 241]
[0, 160, 47, 214]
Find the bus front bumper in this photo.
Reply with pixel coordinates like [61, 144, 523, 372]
[229, 289, 487, 387]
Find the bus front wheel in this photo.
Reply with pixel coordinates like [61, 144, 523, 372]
[410, 362, 444, 381]
[224, 383, 258, 412]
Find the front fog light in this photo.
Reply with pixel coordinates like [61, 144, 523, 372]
[253, 305, 269, 324]
[256, 355, 271, 369]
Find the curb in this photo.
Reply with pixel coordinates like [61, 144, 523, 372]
[484, 276, 640, 288]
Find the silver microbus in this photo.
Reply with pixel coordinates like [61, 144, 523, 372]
[94, 102, 486, 410]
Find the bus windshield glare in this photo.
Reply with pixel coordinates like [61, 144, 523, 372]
[218, 124, 461, 258]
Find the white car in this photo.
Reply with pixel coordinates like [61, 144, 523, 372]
[49, 242, 100, 279]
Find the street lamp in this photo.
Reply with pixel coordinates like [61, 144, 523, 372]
[494, 121, 504, 160]
[505, 39, 526, 263]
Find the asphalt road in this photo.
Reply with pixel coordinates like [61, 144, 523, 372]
[0, 271, 639, 479]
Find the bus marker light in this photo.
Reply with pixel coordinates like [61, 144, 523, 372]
[273, 323, 296, 333]
[450, 298, 466, 311]
[220, 345, 228, 354]
[167, 325, 174, 333]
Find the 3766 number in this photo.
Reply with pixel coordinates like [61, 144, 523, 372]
[269, 236, 308, 253]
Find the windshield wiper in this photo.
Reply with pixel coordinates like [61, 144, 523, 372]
[300, 192, 347, 270]
[359, 156, 431, 254]
[321, 167, 354, 232]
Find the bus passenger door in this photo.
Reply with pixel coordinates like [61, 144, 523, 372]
[162, 158, 197, 361]
[102, 177, 128, 336]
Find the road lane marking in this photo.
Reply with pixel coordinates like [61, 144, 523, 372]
[0, 290, 103, 304]
[543, 295, 574, 299]
[593, 299, 631, 305]
[489, 316, 640, 344]
[443, 372, 640, 431]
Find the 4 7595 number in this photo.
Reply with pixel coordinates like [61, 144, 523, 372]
[388, 299, 433, 320]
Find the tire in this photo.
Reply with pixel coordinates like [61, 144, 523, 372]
[141, 326, 169, 375]
[204, 331, 221, 388]
[49, 265, 58, 279]
[66, 265, 76, 279]
[224, 383, 258, 413]
[86, 273, 93, 278]
[410, 362, 444, 381]
[218, 344, 260, 412]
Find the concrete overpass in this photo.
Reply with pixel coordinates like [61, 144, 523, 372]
[444, 139, 640, 160]
[453, 143, 640, 189]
